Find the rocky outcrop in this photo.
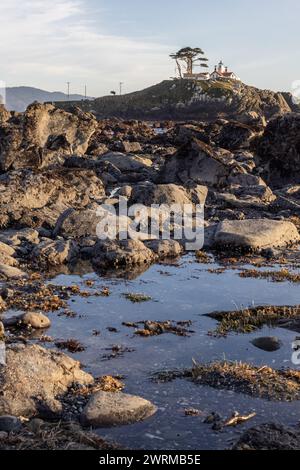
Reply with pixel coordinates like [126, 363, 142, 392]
[254, 113, 300, 185]
[0, 103, 97, 170]
[0, 344, 93, 418]
[0, 169, 105, 229]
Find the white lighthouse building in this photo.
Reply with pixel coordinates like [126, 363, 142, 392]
[210, 60, 241, 81]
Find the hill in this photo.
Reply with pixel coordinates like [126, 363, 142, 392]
[53, 79, 299, 121]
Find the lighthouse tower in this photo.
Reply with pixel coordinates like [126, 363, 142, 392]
[217, 60, 226, 74]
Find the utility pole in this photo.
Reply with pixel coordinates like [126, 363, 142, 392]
[84, 85, 87, 99]
[66, 82, 71, 100]
[119, 82, 124, 96]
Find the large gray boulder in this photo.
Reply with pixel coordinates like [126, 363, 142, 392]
[0, 344, 93, 418]
[214, 219, 299, 251]
[81, 392, 157, 427]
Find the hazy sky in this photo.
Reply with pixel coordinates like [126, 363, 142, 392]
[1, 0, 299, 96]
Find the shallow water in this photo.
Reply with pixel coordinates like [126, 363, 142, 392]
[34, 256, 300, 449]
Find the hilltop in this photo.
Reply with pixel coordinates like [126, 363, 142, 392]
[54, 79, 298, 121]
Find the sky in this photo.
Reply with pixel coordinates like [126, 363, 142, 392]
[0, 0, 299, 96]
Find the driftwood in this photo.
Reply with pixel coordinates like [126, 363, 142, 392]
[223, 412, 256, 428]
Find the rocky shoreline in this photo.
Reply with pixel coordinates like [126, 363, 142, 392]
[0, 99, 300, 450]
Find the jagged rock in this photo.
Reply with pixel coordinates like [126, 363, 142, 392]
[214, 219, 299, 251]
[32, 239, 78, 266]
[0, 103, 97, 170]
[255, 113, 300, 185]
[0, 264, 27, 279]
[161, 139, 241, 187]
[93, 239, 155, 269]
[0, 344, 93, 418]
[129, 182, 208, 206]
[81, 392, 157, 427]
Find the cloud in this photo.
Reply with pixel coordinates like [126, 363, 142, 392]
[0, 0, 173, 95]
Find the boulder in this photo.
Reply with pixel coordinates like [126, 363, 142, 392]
[32, 239, 78, 266]
[161, 138, 240, 187]
[129, 182, 207, 207]
[80, 392, 157, 427]
[251, 337, 282, 352]
[120, 141, 142, 153]
[0, 103, 97, 170]
[0, 228, 39, 247]
[99, 152, 152, 173]
[0, 344, 93, 418]
[145, 240, 183, 259]
[21, 312, 51, 329]
[215, 121, 258, 151]
[93, 239, 155, 269]
[0, 264, 27, 279]
[214, 219, 299, 251]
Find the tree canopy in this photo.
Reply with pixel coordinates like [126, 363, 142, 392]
[170, 47, 209, 78]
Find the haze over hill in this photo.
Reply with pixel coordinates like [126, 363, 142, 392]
[4, 87, 93, 112]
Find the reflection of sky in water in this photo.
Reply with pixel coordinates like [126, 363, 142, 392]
[17, 255, 300, 450]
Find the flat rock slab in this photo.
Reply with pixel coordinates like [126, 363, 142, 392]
[81, 392, 157, 427]
[214, 219, 299, 251]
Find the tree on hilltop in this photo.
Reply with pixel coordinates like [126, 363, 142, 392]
[170, 47, 209, 78]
